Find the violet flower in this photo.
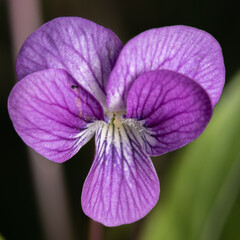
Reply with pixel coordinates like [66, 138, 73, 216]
[8, 17, 225, 226]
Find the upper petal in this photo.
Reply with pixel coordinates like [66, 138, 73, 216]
[107, 25, 225, 111]
[8, 68, 104, 162]
[16, 17, 123, 107]
[81, 121, 159, 226]
[126, 70, 212, 156]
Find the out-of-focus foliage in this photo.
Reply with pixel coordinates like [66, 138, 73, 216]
[0, 234, 6, 240]
[140, 71, 240, 240]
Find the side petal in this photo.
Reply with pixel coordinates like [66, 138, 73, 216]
[81, 122, 160, 226]
[126, 70, 212, 156]
[8, 69, 104, 162]
[107, 25, 225, 110]
[16, 17, 123, 107]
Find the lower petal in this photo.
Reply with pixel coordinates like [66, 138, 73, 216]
[81, 121, 160, 226]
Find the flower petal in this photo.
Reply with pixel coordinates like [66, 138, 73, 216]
[8, 69, 104, 162]
[107, 25, 225, 111]
[126, 70, 212, 156]
[16, 17, 123, 107]
[81, 122, 160, 226]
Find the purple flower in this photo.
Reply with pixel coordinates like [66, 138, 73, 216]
[8, 17, 225, 226]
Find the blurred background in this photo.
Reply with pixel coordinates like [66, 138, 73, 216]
[0, 0, 240, 239]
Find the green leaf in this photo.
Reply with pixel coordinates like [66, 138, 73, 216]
[140, 71, 240, 240]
